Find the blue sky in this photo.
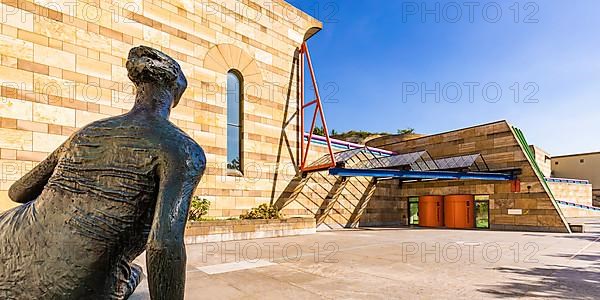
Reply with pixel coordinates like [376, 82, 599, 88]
[286, 0, 600, 155]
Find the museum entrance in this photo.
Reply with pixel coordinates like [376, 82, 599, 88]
[409, 195, 490, 229]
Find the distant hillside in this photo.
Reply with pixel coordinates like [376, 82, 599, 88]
[312, 127, 420, 145]
[331, 130, 388, 144]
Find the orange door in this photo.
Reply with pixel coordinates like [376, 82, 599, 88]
[444, 195, 475, 229]
[418, 196, 444, 227]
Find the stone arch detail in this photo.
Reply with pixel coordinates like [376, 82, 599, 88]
[203, 44, 264, 85]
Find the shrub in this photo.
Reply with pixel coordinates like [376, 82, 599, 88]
[240, 203, 281, 220]
[188, 196, 210, 222]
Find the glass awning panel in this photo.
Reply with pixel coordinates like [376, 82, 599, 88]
[433, 154, 489, 172]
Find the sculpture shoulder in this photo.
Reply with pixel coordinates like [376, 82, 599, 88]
[158, 121, 206, 175]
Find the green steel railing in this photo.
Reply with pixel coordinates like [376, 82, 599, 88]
[514, 126, 572, 233]
[512, 126, 556, 200]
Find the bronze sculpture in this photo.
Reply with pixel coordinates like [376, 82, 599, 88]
[0, 45, 206, 299]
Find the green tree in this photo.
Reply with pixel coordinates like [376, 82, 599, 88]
[397, 128, 415, 135]
[312, 126, 325, 136]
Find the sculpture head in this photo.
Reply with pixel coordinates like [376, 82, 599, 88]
[126, 45, 187, 108]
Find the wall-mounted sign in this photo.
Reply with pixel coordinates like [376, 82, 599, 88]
[508, 209, 523, 215]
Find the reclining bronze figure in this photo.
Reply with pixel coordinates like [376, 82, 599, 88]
[0, 45, 205, 299]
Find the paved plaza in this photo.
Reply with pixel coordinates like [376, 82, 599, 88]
[132, 224, 600, 299]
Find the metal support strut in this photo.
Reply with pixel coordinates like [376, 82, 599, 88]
[299, 42, 335, 173]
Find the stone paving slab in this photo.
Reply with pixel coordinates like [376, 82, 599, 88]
[131, 227, 600, 299]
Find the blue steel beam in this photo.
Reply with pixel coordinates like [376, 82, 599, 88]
[329, 168, 515, 181]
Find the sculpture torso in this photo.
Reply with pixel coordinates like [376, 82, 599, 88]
[0, 45, 202, 300]
[0, 113, 204, 299]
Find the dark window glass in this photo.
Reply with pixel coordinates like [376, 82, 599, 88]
[227, 71, 242, 173]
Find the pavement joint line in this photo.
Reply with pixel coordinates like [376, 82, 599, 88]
[519, 234, 600, 298]
[568, 235, 600, 260]
[255, 264, 336, 299]
[194, 259, 276, 275]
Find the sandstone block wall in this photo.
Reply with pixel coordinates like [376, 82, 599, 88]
[0, 0, 321, 213]
[547, 181, 593, 206]
[365, 121, 570, 232]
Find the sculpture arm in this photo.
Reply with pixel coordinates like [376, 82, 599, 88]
[146, 148, 205, 300]
[8, 141, 67, 203]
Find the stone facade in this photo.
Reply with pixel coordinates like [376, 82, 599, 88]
[274, 121, 571, 232]
[547, 180, 592, 206]
[552, 152, 600, 207]
[0, 0, 320, 213]
[363, 121, 570, 232]
[0, 1, 573, 233]
[530, 145, 551, 178]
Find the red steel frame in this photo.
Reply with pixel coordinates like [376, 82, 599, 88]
[299, 42, 336, 172]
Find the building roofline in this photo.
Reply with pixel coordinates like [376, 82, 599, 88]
[552, 151, 600, 159]
[368, 120, 508, 148]
[279, 0, 323, 28]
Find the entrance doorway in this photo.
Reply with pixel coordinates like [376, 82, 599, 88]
[407, 195, 490, 229]
[409, 197, 419, 225]
[474, 195, 490, 229]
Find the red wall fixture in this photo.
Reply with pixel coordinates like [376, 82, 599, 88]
[418, 196, 444, 227]
[444, 195, 475, 229]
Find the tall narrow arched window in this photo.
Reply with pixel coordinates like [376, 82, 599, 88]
[227, 70, 243, 174]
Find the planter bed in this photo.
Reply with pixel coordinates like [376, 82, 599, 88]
[184, 217, 316, 244]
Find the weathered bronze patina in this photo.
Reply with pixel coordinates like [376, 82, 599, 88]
[0, 45, 205, 299]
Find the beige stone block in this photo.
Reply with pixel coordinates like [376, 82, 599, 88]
[0, 98, 33, 121]
[16, 120, 47, 133]
[216, 44, 235, 67]
[75, 110, 108, 128]
[100, 52, 122, 66]
[1, 22, 18, 39]
[0, 159, 33, 181]
[75, 30, 113, 55]
[142, 26, 170, 48]
[0, 34, 34, 61]
[515, 198, 538, 209]
[73, 84, 112, 106]
[0, 128, 32, 151]
[16, 150, 47, 162]
[0, 66, 33, 91]
[76, 55, 112, 80]
[34, 18, 77, 44]
[34, 44, 76, 72]
[0, 149, 17, 160]
[111, 15, 144, 38]
[32, 103, 76, 127]
[0, 190, 19, 212]
[111, 64, 129, 84]
[33, 0, 75, 15]
[32, 132, 67, 153]
[111, 39, 133, 60]
[193, 22, 216, 43]
[33, 73, 73, 99]
[0, 4, 34, 32]
[74, 2, 112, 28]
[253, 48, 273, 65]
